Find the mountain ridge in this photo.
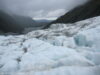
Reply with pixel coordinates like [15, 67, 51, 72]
[45, 0, 100, 28]
[0, 10, 37, 33]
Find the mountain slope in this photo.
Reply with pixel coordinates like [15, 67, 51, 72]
[45, 0, 100, 28]
[0, 10, 37, 33]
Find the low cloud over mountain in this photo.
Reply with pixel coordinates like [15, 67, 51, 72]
[48, 0, 100, 25]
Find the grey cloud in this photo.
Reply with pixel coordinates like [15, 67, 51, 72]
[0, 0, 88, 18]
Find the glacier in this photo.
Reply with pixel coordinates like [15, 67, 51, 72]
[0, 16, 100, 75]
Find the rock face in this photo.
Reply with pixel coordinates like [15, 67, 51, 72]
[45, 0, 100, 28]
[0, 10, 37, 33]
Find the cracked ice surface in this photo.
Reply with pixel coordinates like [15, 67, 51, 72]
[0, 16, 100, 75]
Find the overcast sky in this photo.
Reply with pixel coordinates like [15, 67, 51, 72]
[0, 0, 88, 20]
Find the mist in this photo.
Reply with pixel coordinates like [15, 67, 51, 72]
[0, 0, 89, 33]
[0, 0, 88, 18]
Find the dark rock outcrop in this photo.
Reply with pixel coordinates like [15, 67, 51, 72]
[45, 0, 100, 28]
[0, 10, 36, 33]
